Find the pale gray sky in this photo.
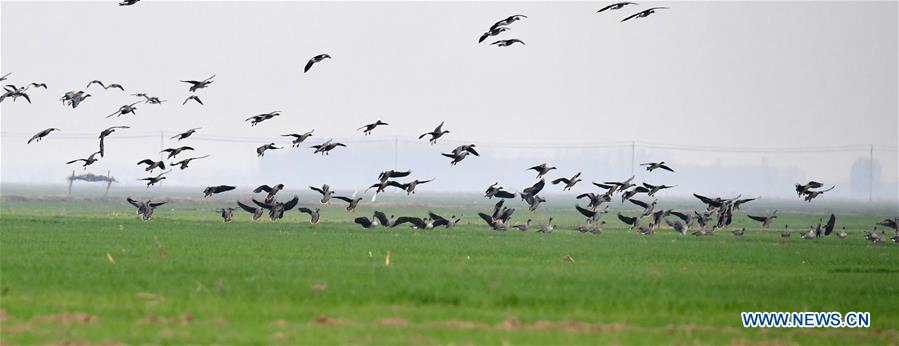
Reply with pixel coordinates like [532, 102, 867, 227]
[1, 1, 897, 199]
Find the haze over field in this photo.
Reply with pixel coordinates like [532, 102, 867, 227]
[1, 1, 896, 200]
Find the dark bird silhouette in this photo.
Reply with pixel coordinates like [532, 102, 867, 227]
[429, 211, 461, 229]
[161, 146, 194, 159]
[104, 83, 125, 91]
[1, 86, 31, 104]
[136, 159, 166, 172]
[491, 39, 525, 47]
[236, 201, 265, 222]
[27, 128, 60, 144]
[802, 186, 835, 202]
[60, 91, 91, 108]
[597, 2, 638, 13]
[634, 182, 676, 197]
[183, 95, 203, 105]
[795, 181, 824, 196]
[519, 179, 546, 201]
[310, 184, 334, 204]
[304, 54, 331, 73]
[395, 216, 432, 229]
[86, 80, 106, 89]
[171, 128, 201, 140]
[181, 75, 215, 92]
[478, 27, 510, 43]
[490, 15, 527, 31]
[245, 111, 280, 126]
[257, 143, 282, 157]
[133, 93, 165, 104]
[119, 0, 140, 6]
[297, 207, 322, 224]
[253, 184, 284, 204]
[138, 170, 171, 188]
[378, 169, 411, 183]
[171, 155, 209, 170]
[640, 161, 674, 172]
[283, 130, 314, 147]
[451, 144, 480, 157]
[311, 139, 346, 155]
[621, 7, 668, 22]
[66, 151, 102, 168]
[358, 120, 388, 135]
[254, 196, 299, 221]
[29, 82, 48, 89]
[441, 151, 470, 165]
[485, 182, 516, 199]
[527, 163, 556, 179]
[393, 179, 433, 195]
[204, 185, 235, 197]
[0, 72, 10, 82]
[333, 196, 363, 212]
[98, 126, 129, 157]
[747, 210, 778, 228]
[552, 172, 582, 191]
[106, 102, 140, 118]
[126, 197, 166, 221]
[419, 121, 450, 144]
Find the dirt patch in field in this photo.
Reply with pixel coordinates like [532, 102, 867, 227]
[34, 312, 97, 325]
[137, 313, 193, 326]
[376, 317, 409, 326]
[313, 315, 355, 326]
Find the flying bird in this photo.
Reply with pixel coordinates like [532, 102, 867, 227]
[183, 95, 203, 105]
[333, 196, 363, 212]
[29, 82, 48, 89]
[304, 54, 331, 73]
[139, 170, 171, 188]
[640, 161, 674, 172]
[161, 146, 195, 159]
[98, 126, 129, 157]
[136, 159, 166, 172]
[253, 184, 284, 204]
[491, 39, 525, 47]
[181, 75, 215, 92]
[171, 155, 210, 170]
[551, 172, 582, 191]
[621, 7, 668, 22]
[478, 27, 510, 43]
[378, 170, 411, 183]
[86, 80, 106, 89]
[419, 121, 450, 144]
[802, 186, 835, 202]
[490, 15, 527, 31]
[297, 207, 322, 224]
[246, 111, 281, 126]
[358, 120, 388, 135]
[441, 151, 470, 165]
[747, 210, 778, 228]
[451, 144, 479, 157]
[311, 139, 346, 155]
[237, 201, 266, 222]
[60, 91, 91, 108]
[527, 163, 557, 180]
[66, 151, 102, 168]
[119, 0, 140, 6]
[257, 143, 282, 157]
[171, 128, 201, 140]
[27, 128, 60, 144]
[204, 185, 236, 197]
[597, 2, 638, 13]
[104, 83, 125, 91]
[106, 102, 140, 118]
[485, 182, 516, 199]
[310, 184, 334, 204]
[283, 130, 314, 147]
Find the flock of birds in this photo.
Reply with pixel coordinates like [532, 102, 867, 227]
[4, 3, 897, 245]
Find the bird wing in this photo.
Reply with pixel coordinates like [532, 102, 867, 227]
[236, 201, 257, 213]
[659, 164, 674, 172]
[389, 170, 412, 178]
[620, 11, 642, 22]
[126, 197, 142, 208]
[493, 190, 516, 199]
[214, 185, 236, 193]
[283, 196, 300, 211]
[629, 198, 649, 209]
[373, 211, 388, 225]
[354, 217, 373, 228]
[824, 214, 836, 235]
[395, 216, 425, 228]
[551, 178, 568, 185]
[617, 213, 638, 226]
[304, 59, 315, 73]
[333, 196, 353, 203]
[253, 185, 273, 193]
[137, 159, 154, 166]
[252, 198, 272, 209]
[149, 201, 167, 208]
[477, 212, 495, 226]
[309, 186, 325, 194]
[667, 210, 689, 222]
[747, 215, 768, 223]
[575, 205, 596, 218]
[428, 211, 448, 223]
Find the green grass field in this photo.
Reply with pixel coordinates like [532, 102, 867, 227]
[1, 199, 897, 345]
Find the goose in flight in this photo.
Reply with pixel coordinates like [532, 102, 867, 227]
[98, 126, 129, 157]
[86, 80, 106, 89]
[253, 184, 284, 204]
[617, 213, 640, 230]
[161, 146, 194, 159]
[519, 179, 546, 201]
[747, 210, 778, 228]
[27, 128, 60, 144]
[575, 204, 603, 223]
[478, 27, 510, 43]
[551, 172, 582, 191]
[237, 201, 266, 222]
[451, 144, 480, 157]
[485, 183, 516, 199]
[333, 196, 363, 212]
[491, 39, 525, 47]
[104, 83, 125, 91]
[634, 182, 675, 197]
[419, 121, 450, 144]
[597, 2, 638, 13]
[297, 207, 322, 224]
[795, 181, 824, 196]
[665, 217, 688, 235]
[171, 128, 201, 141]
[304, 54, 331, 73]
[394, 179, 433, 195]
[171, 155, 209, 170]
[525, 195, 546, 212]
[139, 170, 171, 188]
[621, 7, 668, 22]
[358, 120, 388, 135]
[512, 219, 531, 231]
[216, 207, 235, 223]
[126, 197, 167, 221]
[429, 211, 461, 229]
[310, 184, 334, 204]
[133, 93, 165, 104]
[204, 185, 235, 197]
[137, 159, 166, 172]
[311, 139, 346, 155]
[106, 102, 140, 118]
[527, 163, 556, 180]
[629, 198, 656, 217]
[60, 91, 91, 108]
[0, 86, 31, 104]
[576, 192, 609, 209]
[245, 111, 281, 126]
[441, 151, 470, 165]
[605, 175, 636, 191]
[378, 169, 411, 183]
[257, 143, 282, 157]
[641, 161, 674, 172]
[367, 180, 397, 194]
[802, 186, 835, 202]
[119, 0, 140, 6]
[373, 211, 397, 228]
[29, 82, 48, 89]
[66, 151, 102, 168]
[183, 95, 203, 105]
[283, 130, 314, 147]
[490, 15, 527, 31]
[181, 75, 215, 92]
[253, 196, 299, 221]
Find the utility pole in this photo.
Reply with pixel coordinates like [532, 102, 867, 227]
[630, 141, 635, 177]
[869, 144, 874, 202]
[394, 136, 398, 169]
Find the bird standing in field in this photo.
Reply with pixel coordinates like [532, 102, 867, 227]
[304, 54, 331, 73]
[552, 172, 582, 191]
[358, 120, 388, 135]
[66, 151, 102, 168]
[171, 128, 201, 141]
[621, 7, 668, 22]
[283, 130, 314, 147]
[257, 143, 281, 157]
[181, 75, 215, 92]
[27, 128, 60, 144]
[597, 2, 638, 13]
[204, 185, 235, 197]
[216, 207, 235, 222]
[419, 121, 450, 144]
[170, 155, 210, 170]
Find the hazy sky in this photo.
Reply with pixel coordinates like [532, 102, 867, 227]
[1, 1, 896, 198]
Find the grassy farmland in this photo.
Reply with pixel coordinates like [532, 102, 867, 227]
[1, 198, 897, 345]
